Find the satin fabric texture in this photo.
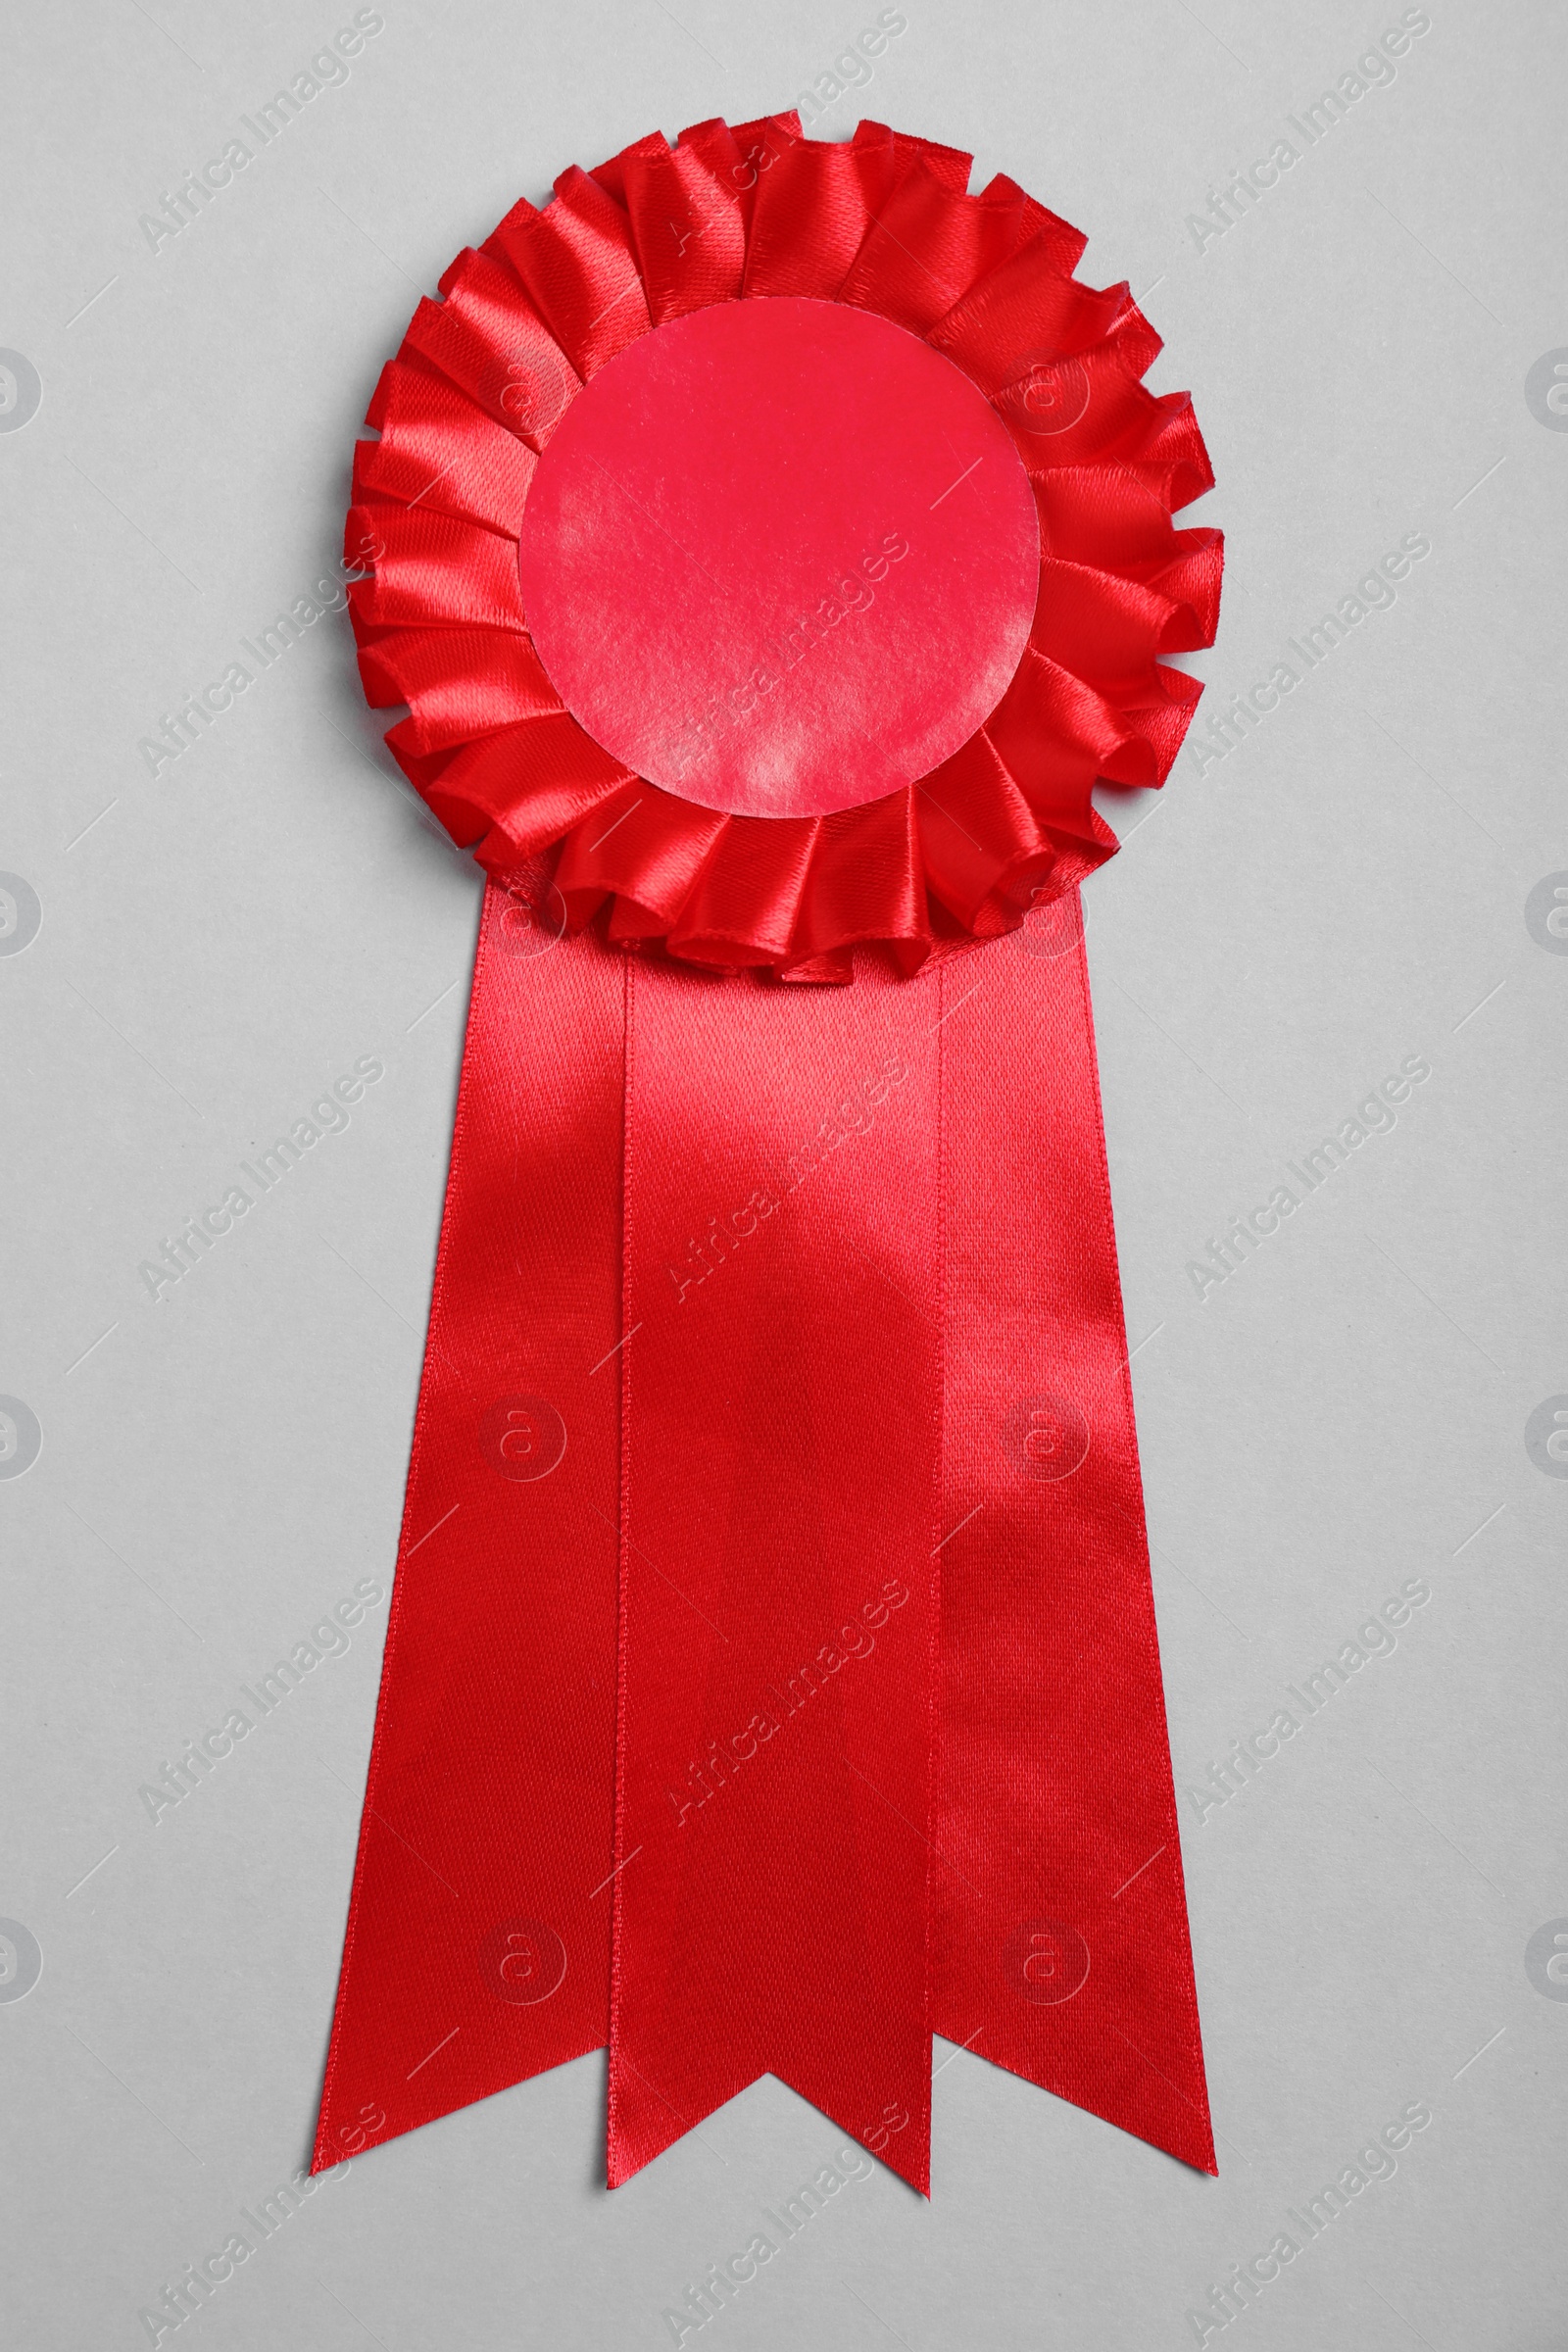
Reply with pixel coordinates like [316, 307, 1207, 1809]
[313, 892, 1214, 2189]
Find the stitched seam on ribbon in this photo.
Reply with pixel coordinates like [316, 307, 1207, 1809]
[1070, 923, 1212, 2123]
[314, 885, 490, 2166]
[920, 951, 950, 2174]
[606, 946, 635, 2178]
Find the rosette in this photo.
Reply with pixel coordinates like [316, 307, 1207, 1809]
[346, 111, 1218, 976]
[317, 115, 1222, 2196]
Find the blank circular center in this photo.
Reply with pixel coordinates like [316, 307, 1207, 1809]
[516, 296, 1039, 821]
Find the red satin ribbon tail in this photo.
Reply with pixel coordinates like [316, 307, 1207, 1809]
[315, 898, 1213, 2188]
[932, 923, 1214, 2176]
[312, 894, 622, 2170]
[605, 954, 944, 2195]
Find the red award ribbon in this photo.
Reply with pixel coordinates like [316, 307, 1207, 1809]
[314, 112, 1220, 2190]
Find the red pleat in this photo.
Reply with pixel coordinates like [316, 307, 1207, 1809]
[403, 275, 579, 453]
[742, 122, 901, 299]
[1034, 465, 1206, 570]
[346, 506, 527, 635]
[988, 644, 1157, 808]
[366, 629, 563, 755]
[355, 353, 538, 538]
[1015, 354, 1178, 479]
[487, 170, 652, 379]
[840, 165, 1035, 333]
[915, 731, 1059, 932]
[1031, 483, 1224, 656]
[790, 789, 931, 970]
[397, 716, 633, 869]
[1108, 664, 1206, 781]
[1118, 391, 1216, 510]
[556, 786, 728, 933]
[927, 243, 1129, 395]
[681, 112, 806, 243]
[1031, 559, 1190, 693]
[583, 130, 669, 213]
[622, 135, 748, 322]
[666, 813, 822, 967]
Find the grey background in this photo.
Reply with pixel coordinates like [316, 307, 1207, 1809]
[1, 0, 1564, 2344]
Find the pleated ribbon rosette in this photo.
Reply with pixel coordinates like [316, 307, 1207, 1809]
[315, 112, 1223, 2193]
